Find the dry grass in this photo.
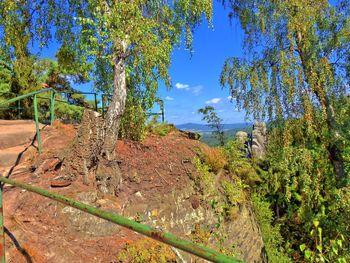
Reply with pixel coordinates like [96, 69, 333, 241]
[199, 144, 227, 173]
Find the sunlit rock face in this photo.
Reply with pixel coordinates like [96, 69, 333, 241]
[122, 180, 267, 262]
[251, 122, 267, 159]
[236, 131, 248, 144]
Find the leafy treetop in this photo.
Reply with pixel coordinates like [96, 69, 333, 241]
[220, 0, 350, 124]
[0, 0, 213, 95]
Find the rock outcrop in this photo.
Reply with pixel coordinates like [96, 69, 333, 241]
[235, 131, 248, 144]
[251, 122, 267, 159]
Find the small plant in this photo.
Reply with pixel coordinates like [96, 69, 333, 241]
[119, 92, 148, 141]
[221, 179, 246, 206]
[147, 123, 176, 137]
[192, 157, 216, 196]
[190, 223, 212, 246]
[116, 238, 176, 263]
[220, 178, 247, 221]
[299, 220, 348, 263]
[198, 106, 225, 146]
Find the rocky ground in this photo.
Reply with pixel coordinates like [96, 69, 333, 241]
[0, 120, 266, 262]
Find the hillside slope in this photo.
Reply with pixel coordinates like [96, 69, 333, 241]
[1, 121, 266, 262]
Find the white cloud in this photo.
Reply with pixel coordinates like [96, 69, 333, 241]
[192, 85, 203, 96]
[165, 96, 174, 101]
[218, 110, 225, 113]
[227, 95, 235, 100]
[205, 98, 222, 104]
[175, 83, 204, 95]
[175, 83, 190, 90]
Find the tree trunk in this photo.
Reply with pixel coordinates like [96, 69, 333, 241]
[94, 41, 128, 194]
[55, 40, 128, 195]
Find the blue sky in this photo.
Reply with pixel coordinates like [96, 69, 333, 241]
[156, 2, 246, 124]
[38, 2, 247, 125]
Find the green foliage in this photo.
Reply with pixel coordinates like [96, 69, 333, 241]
[220, 178, 247, 221]
[223, 140, 247, 173]
[54, 101, 84, 121]
[223, 140, 260, 185]
[120, 103, 146, 140]
[146, 116, 176, 137]
[192, 157, 216, 196]
[0, 0, 212, 94]
[253, 121, 350, 261]
[0, 59, 12, 96]
[220, 1, 350, 261]
[198, 106, 225, 146]
[300, 221, 348, 263]
[119, 87, 148, 141]
[251, 194, 292, 263]
[221, 0, 350, 122]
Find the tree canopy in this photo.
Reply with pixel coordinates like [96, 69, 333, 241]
[220, 0, 350, 180]
[221, 0, 350, 122]
[0, 0, 212, 94]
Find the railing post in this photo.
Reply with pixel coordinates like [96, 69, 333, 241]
[161, 102, 165, 123]
[102, 95, 105, 118]
[0, 183, 5, 263]
[94, 93, 98, 112]
[17, 100, 21, 120]
[50, 90, 56, 125]
[33, 94, 42, 153]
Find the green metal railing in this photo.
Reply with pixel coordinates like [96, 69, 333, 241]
[0, 88, 56, 153]
[101, 94, 165, 123]
[0, 176, 243, 263]
[0, 89, 101, 153]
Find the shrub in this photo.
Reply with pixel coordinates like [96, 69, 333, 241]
[251, 194, 292, 263]
[199, 144, 227, 173]
[119, 102, 147, 141]
[192, 157, 216, 196]
[146, 123, 176, 137]
[116, 238, 176, 263]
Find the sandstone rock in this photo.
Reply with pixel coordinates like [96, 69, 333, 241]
[122, 185, 267, 262]
[251, 122, 267, 159]
[236, 131, 248, 144]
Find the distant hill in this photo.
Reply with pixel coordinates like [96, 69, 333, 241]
[176, 122, 252, 132]
[176, 122, 253, 146]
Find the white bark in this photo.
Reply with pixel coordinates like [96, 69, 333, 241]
[100, 39, 128, 160]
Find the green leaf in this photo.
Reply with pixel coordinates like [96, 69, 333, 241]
[304, 249, 312, 259]
[337, 239, 342, 248]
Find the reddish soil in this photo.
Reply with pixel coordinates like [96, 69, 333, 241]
[116, 132, 201, 200]
[1, 121, 203, 262]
